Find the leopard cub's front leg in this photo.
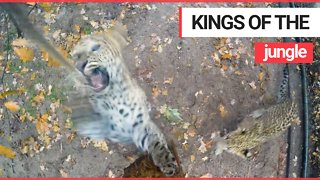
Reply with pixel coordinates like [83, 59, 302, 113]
[148, 141, 178, 176]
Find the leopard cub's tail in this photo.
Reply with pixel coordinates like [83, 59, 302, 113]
[277, 65, 289, 103]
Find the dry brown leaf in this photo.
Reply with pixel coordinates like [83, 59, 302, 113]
[13, 47, 34, 62]
[198, 139, 207, 153]
[36, 114, 49, 134]
[92, 140, 108, 151]
[4, 101, 20, 113]
[74, 25, 81, 33]
[152, 86, 159, 97]
[222, 53, 232, 59]
[163, 77, 174, 85]
[200, 173, 212, 178]
[36, 121, 48, 135]
[221, 64, 228, 71]
[0, 89, 25, 99]
[258, 72, 264, 81]
[59, 169, 68, 178]
[21, 67, 29, 73]
[249, 81, 257, 90]
[234, 70, 243, 75]
[190, 155, 195, 162]
[39, 3, 52, 12]
[0, 145, 16, 159]
[30, 72, 36, 80]
[218, 104, 227, 118]
[161, 89, 168, 96]
[52, 122, 60, 133]
[12, 38, 29, 47]
[39, 114, 49, 123]
[33, 93, 45, 104]
[187, 128, 197, 137]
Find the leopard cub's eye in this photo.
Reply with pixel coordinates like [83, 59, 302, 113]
[91, 44, 101, 52]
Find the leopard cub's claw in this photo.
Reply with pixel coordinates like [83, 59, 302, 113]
[151, 145, 178, 176]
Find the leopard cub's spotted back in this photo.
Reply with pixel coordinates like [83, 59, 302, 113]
[69, 25, 178, 176]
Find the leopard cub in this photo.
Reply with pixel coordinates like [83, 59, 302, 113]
[68, 24, 178, 176]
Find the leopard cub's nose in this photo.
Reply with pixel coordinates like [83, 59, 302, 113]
[76, 60, 88, 72]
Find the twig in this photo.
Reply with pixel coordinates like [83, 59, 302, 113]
[27, 3, 38, 16]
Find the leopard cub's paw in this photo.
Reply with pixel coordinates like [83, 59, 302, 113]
[151, 146, 178, 176]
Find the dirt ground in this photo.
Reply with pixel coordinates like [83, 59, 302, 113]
[0, 3, 311, 177]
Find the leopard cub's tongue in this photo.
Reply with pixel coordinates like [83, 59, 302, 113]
[90, 72, 104, 90]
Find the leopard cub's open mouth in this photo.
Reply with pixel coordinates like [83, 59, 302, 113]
[76, 61, 109, 92]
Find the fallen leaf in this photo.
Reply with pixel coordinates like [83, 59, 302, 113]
[160, 104, 182, 122]
[249, 81, 257, 90]
[13, 47, 34, 62]
[33, 93, 45, 104]
[258, 72, 264, 81]
[221, 64, 228, 71]
[12, 38, 29, 47]
[218, 104, 227, 118]
[39, 3, 52, 12]
[74, 25, 81, 33]
[21, 67, 29, 73]
[152, 86, 159, 97]
[0, 89, 25, 99]
[4, 101, 20, 113]
[0, 145, 16, 159]
[36, 114, 49, 134]
[59, 169, 68, 178]
[30, 72, 36, 80]
[190, 155, 195, 162]
[161, 89, 168, 96]
[198, 138, 207, 153]
[234, 70, 243, 75]
[92, 140, 108, 151]
[39, 114, 49, 123]
[200, 173, 212, 178]
[222, 53, 232, 59]
[163, 77, 174, 85]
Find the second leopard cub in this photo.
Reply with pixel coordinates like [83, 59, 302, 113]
[214, 66, 300, 158]
[68, 24, 178, 176]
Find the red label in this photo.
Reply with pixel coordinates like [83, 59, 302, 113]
[255, 42, 313, 64]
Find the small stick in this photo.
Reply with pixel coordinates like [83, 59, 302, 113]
[1, 3, 77, 73]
